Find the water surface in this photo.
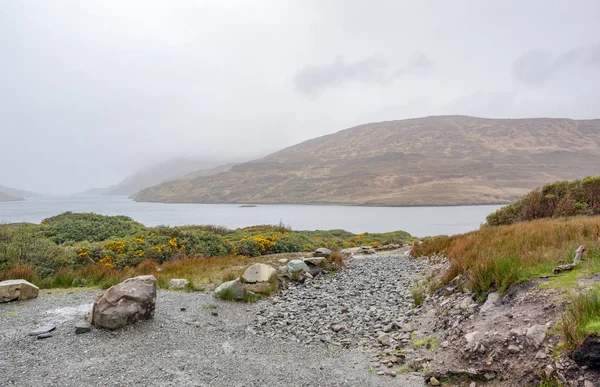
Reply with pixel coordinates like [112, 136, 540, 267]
[0, 195, 503, 237]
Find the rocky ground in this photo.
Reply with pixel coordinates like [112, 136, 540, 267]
[0, 248, 425, 387]
[2, 248, 597, 386]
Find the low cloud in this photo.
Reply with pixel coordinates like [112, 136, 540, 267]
[513, 44, 600, 85]
[294, 51, 432, 95]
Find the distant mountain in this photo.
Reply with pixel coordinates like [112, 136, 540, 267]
[0, 184, 41, 198]
[88, 158, 236, 196]
[133, 116, 600, 206]
[0, 192, 24, 202]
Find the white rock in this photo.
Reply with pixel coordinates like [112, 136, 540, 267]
[526, 324, 547, 348]
[507, 345, 520, 354]
[214, 278, 245, 300]
[242, 263, 276, 283]
[465, 331, 479, 344]
[0, 279, 39, 303]
[167, 278, 189, 289]
[480, 292, 499, 313]
[287, 259, 310, 273]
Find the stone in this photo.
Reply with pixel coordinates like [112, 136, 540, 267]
[535, 349, 548, 359]
[75, 321, 92, 334]
[0, 279, 39, 303]
[37, 333, 53, 339]
[465, 331, 479, 344]
[313, 248, 332, 257]
[242, 263, 276, 283]
[573, 335, 600, 369]
[480, 292, 499, 313]
[91, 275, 157, 330]
[429, 376, 441, 386]
[303, 257, 327, 267]
[459, 296, 472, 310]
[287, 260, 310, 273]
[167, 278, 189, 289]
[526, 324, 546, 348]
[214, 278, 245, 300]
[544, 364, 554, 379]
[583, 381, 594, 387]
[377, 333, 392, 346]
[507, 345, 520, 354]
[28, 325, 56, 336]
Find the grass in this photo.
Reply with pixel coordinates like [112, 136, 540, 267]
[396, 367, 411, 374]
[412, 216, 600, 297]
[410, 335, 439, 349]
[410, 284, 425, 307]
[560, 288, 600, 352]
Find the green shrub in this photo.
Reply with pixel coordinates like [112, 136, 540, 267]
[561, 288, 600, 352]
[487, 176, 600, 226]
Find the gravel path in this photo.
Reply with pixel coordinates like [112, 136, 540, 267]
[0, 250, 425, 386]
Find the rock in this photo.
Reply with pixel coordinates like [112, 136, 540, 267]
[535, 349, 548, 359]
[545, 364, 554, 379]
[37, 333, 53, 339]
[91, 275, 157, 330]
[28, 325, 56, 336]
[360, 247, 376, 254]
[429, 376, 441, 386]
[277, 258, 288, 263]
[377, 334, 391, 346]
[211, 311, 218, 317]
[459, 296, 472, 310]
[573, 335, 600, 369]
[75, 321, 92, 334]
[584, 380, 594, 387]
[313, 248, 332, 257]
[242, 263, 276, 283]
[526, 324, 546, 348]
[303, 257, 327, 267]
[465, 331, 479, 344]
[0, 279, 39, 303]
[507, 345, 520, 354]
[480, 292, 499, 313]
[383, 324, 393, 333]
[214, 278, 245, 300]
[167, 278, 189, 289]
[287, 260, 310, 273]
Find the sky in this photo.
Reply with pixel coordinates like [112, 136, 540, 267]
[1, 0, 599, 194]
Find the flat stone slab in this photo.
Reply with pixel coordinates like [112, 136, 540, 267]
[75, 321, 92, 334]
[0, 279, 39, 303]
[29, 325, 56, 336]
[242, 263, 276, 283]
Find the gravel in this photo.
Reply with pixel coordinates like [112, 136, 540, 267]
[0, 250, 424, 386]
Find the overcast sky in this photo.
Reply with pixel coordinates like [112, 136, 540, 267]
[1, 0, 599, 194]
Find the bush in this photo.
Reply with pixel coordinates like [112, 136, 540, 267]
[487, 176, 600, 226]
[42, 212, 146, 244]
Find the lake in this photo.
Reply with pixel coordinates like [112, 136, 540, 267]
[0, 195, 503, 237]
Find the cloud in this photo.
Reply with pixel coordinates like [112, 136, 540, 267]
[294, 51, 432, 95]
[513, 44, 600, 85]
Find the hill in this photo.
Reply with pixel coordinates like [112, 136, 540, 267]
[0, 192, 24, 202]
[0, 184, 40, 199]
[87, 158, 234, 196]
[133, 116, 600, 206]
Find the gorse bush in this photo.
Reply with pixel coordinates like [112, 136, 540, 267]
[487, 176, 600, 226]
[0, 211, 414, 288]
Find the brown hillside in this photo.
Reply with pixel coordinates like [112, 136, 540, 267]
[133, 116, 600, 206]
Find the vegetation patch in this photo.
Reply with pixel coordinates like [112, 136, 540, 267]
[412, 216, 600, 298]
[486, 176, 600, 226]
[561, 288, 600, 352]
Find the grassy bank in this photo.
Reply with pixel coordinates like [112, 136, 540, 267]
[0, 212, 413, 289]
[412, 216, 600, 296]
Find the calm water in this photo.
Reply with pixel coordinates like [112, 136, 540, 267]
[0, 196, 503, 237]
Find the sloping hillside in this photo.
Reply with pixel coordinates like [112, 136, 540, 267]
[87, 158, 234, 196]
[133, 116, 600, 206]
[0, 192, 23, 202]
[0, 185, 40, 198]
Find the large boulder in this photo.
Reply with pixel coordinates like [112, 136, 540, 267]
[313, 248, 332, 257]
[91, 275, 157, 330]
[214, 278, 245, 300]
[303, 257, 327, 267]
[242, 263, 276, 283]
[0, 279, 39, 303]
[287, 259, 310, 273]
